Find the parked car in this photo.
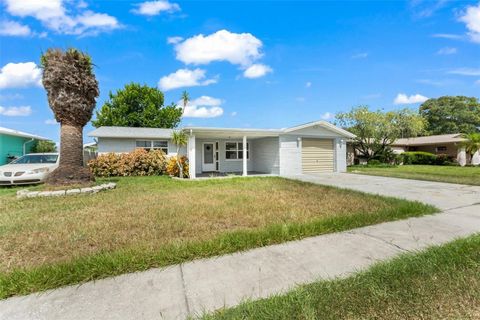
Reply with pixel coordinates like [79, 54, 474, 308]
[0, 153, 59, 185]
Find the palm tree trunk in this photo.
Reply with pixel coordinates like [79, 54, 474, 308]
[46, 123, 94, 185]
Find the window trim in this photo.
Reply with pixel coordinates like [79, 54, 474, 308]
[135, 139, 169, 154]
[224, 141, 250, 161]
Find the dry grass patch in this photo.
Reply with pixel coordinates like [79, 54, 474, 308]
[0, 176, 436, 298]
[1, 176, 391, 272]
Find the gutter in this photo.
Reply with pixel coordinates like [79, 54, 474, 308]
[23, 138, 34, 155]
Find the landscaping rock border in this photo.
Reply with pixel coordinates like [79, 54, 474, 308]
[16, 183, 116, 199]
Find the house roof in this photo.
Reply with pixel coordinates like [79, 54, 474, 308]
[88, 126, 174, 139]
[89, 121, 355, 140]
[393, 133, 466, 146]
[0, 127, 48, 141]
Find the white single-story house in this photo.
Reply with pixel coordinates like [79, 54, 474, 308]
[88, 120, 355, 178]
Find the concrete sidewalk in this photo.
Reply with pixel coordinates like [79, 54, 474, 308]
[1, 175, 480, 320]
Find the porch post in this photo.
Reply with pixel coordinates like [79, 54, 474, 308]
[242, 135, 247, 176]
[457, 146, 466, 167]
[188, 134, 196, 178]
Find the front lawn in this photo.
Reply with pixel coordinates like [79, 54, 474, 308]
[349, 164, 480, 185]
[204, 234, 480, 320]
[0, 176, 436, 298]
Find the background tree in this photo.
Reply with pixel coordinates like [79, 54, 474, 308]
[419, 96, 480, 135]
[336, 106, 425, 160]
[41, 48, 99, 185]
[181, 90, 189, 115]
[171, 130, 188, 178]
[92, 83, 182, 128]
[31, 140, 57, 153]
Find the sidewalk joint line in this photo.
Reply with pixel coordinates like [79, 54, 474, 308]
[350, 231, 410, 253]
[179, 264, 191, 315]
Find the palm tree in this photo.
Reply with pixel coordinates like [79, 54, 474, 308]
[181, 90, 189, 115]
[462, 133, 480, 165]
[41, 48, 99, 185]
[171, 130, 188, 178]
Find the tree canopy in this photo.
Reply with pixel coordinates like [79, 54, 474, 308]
[336, 106, 425, 160]
[419, 96, 480, 135]
[31, 140, 57, 153]
[92, 83, 182, 128]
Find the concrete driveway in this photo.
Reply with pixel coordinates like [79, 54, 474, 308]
[292, 173, 480, 210]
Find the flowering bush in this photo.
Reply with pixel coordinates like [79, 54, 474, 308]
[166, 156, 189, 178]
[88, 149, 167, 177]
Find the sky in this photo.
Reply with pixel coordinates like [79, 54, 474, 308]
[0, 0, 479, 144]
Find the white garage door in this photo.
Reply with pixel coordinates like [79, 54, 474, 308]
[302, 138, 334, 173]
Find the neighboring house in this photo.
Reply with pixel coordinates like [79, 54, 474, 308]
[0, 127, 48, 165]
[88, 120, 355, 178]
[347, 133, 475, 166]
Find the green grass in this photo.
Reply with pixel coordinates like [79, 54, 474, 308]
[203, 234, 480, 320]
[349, 164, 480, 185]
[0, 176, 437, 299]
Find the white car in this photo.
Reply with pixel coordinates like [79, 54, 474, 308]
[0, 153, 59, 186]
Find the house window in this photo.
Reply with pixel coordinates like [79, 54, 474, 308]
[136, 140, 168, 154]
[436, 146, 447, 152]
[225, 141, 249, 160]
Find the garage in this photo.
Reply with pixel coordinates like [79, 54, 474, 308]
[301, 138, 334, 173]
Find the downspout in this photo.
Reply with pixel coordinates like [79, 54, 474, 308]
[23, 138, 34, 155]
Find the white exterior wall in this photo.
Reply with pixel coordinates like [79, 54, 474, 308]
[97, 137, 186, 155]
[279, 135, 302, 176]
[334, 138, 347, 172]
[251, 137, 280, 174]
[195, 138, 253, 174]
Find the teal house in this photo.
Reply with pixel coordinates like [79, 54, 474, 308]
[0, 127, 48, 165]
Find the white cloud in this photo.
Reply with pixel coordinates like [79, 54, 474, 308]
[394, 93, 429, 105]
[432, 33, 463, 40]
[132, 0, 180, 16]
[0, 105, 32, 116]
[351, 52, 368, 59]
[231, 111, 237, 116]
[0, 20, 32, 36]
[436, 47, 457, 55]
[296, 97, 306, 102]
[3, 0, 120, 36]
[180, 96, 224, 118]
[45, 119, 58, 125]
[448, 68, 480, 76]
[0, 62, 42, 89]
[459, 2, 480, 43]
[173, 29, 263, 66]
[320, 112, 335, 121]
[243, 64, 272, 78]
[167, 36, 183, 44]
[158, 68, 217, 91]
[306, 81, 312, 88]
[475, 79, 480, 86]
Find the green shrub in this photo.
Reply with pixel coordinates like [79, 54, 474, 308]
[402, 151, 437, 165]
[367, 159, 382, 166]
[435, 154, 452, 165]
[88, 149, 167, 177]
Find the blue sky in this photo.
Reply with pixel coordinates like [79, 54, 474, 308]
[1, 0, 479, 143]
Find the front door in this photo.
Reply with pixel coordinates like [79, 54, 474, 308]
[202, 142, 215, 172]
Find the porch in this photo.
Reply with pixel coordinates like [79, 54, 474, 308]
[183, 127, 281, 179]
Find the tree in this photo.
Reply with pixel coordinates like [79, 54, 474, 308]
[41, 48, 99, 185]
[92, 83, 182, 128]
[171, 130, 188, 178]
[31, 140, 57, 153]
[181, 90, 189, 115]
[461, 133, 480, 165]
[336, 106, 425, 161]
[419, 96, 480, 135]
